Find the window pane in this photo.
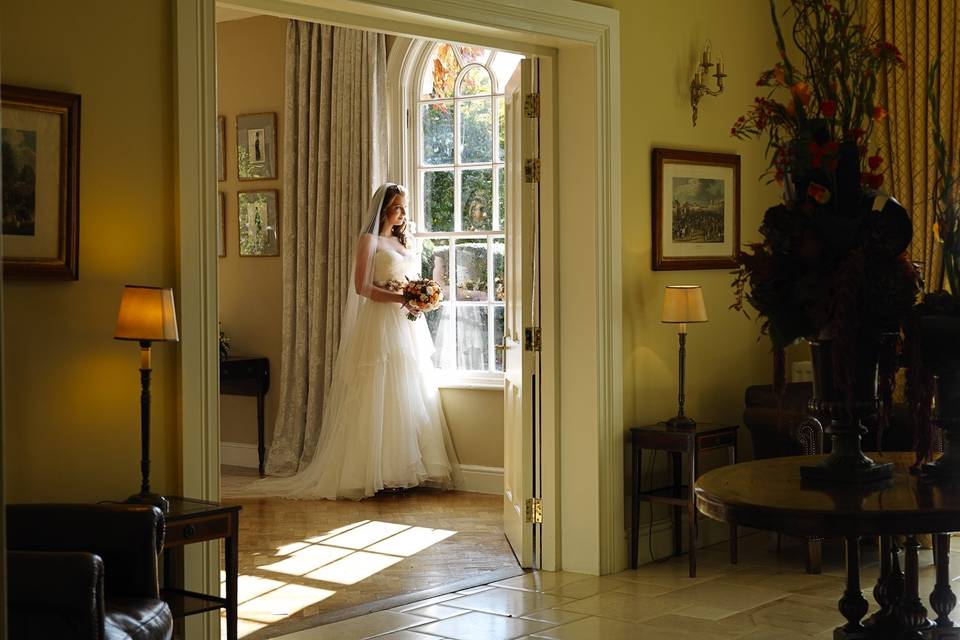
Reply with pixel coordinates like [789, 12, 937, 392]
[497, 97, 505, 162]
[422, 171, 454, 231]
[420, 238, 450, 300]
[490, 51, 523, 92]
[493, 238, 505, 301]
[457, 306, 489, 371]
[461, 169, 493, 231]
[497, 166, 505, 230]
[421, 103, 454, 166]
[459, 45, 492, 65]
[456, 239, 488, 302]
[459, 66, 492, 96]
[421, 43, 461, 99]
[494, 305, 505, 372]
[459, 98, 492, 164]
[425, 304, 453, 369]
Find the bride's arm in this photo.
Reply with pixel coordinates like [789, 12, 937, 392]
[354, 234, 406, 303]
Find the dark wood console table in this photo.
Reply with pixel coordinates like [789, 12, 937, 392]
[696, 452, 960, 639]
[220, 355, 270, 476]
[161, 496, 241, 640]
[630, 422, 739, 577]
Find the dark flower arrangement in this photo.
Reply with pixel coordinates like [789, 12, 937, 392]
[730, 0, 920, 404]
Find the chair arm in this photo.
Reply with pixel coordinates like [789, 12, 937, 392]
[7, 504, 164, 599]
[8, 550, 105, 640]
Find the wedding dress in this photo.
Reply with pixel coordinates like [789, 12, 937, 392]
[251, 202, 461, 500]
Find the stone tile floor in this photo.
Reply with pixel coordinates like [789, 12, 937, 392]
[268, 533, 958, 640]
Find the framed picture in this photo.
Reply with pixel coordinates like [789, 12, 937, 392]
[216, 115, 226, 182]
[217, 191, 226, 257]
[2, 85, 81, 279]
[652, 148, 740, 271]
[237, 190, 279, 257]
[236, 112, 276, 181]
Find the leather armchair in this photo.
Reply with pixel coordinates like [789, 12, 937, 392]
[7, 504, 173, 640]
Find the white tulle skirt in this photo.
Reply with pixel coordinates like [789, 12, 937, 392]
[248, 299, 461, 500]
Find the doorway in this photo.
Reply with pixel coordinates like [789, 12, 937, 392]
[213, 12, 544, 638]
[177, 0, 621, 637]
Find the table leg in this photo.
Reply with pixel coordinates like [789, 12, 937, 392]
[257, 393, 266, 477]
[867, 536, 894, 627]
[671, 452, 681, 557]
[226, 517, 239, 640]
[728, 443, 737, 565]
[689, 450, 698, 578]
[931, 533, 957, 630]
[839, 537, 869, 635]
[630, 442, 641, 570]
[894, 535, 932, 638]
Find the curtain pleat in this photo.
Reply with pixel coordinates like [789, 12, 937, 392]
[867, 0, 960, 292]
[265, 21, 387, 476]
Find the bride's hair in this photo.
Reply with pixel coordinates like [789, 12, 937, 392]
[379, 183, 409, 247]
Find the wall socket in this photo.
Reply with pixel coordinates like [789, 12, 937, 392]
[791, 360, 813, 383]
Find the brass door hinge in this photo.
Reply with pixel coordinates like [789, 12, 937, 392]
[524, 327, 542, 352]
[525, 497, 543, 523]
[524, 159, 541, 183]
[524, 92, 541, 118]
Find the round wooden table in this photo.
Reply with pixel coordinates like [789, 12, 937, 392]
[696, 452, 960, 639]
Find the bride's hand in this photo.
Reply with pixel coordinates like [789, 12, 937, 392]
[403, 302, 422, 318]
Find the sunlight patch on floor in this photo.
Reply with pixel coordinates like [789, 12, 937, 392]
[221, 520, 459, 637]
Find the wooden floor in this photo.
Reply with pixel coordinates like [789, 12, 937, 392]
[219, 465, 520, 639]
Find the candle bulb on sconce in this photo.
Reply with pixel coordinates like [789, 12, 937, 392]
[690, 40, 728, 126]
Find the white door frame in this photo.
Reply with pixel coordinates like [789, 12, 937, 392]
[175, 0, 622, 615]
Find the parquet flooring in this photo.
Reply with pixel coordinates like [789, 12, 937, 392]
[219, 465, 520, 639]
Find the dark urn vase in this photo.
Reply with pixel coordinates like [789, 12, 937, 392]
[800, 337, 894, 483]
[920, 315, 960, 480]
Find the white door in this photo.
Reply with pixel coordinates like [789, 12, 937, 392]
[502, 58, 540, 568]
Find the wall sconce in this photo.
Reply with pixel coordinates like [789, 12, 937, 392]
[690, 41, 726, 127]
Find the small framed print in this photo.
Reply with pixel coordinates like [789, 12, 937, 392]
[216, 115, 226, 182]
[217, 191, 226, 257]
[2, 84, 81, 280]
[238, 190, 279, 257]
[236, 112, 276, 180]
[652, 148, 741, 270]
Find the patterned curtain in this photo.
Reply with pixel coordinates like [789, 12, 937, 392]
[866, 0, 960, 292]
[265, 21, 387, 476]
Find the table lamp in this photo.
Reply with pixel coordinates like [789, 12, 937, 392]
[662, 285, 708, 429]
[114, 285, 179, 512]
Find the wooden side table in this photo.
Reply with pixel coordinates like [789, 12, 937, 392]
[161, 496, 241, 640]
[630, 422, 739, 577]
[220, 355, 270, 476]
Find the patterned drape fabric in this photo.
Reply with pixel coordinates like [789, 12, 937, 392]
[866, 0, 959, 292]
[265, 21, 387, 476]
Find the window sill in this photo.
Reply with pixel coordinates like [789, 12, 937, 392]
[436, 372, 504, 391]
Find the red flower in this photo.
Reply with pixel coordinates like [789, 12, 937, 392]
[868, 154, 883, 171]
[820, 99, 837, 118]
[872, 106, 888, 122]
[791, 82, 813, 106]
[807, 182, 831, 204]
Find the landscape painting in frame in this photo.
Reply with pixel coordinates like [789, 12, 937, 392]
[1, 85, 80, 279]
[652, 148, 740, 271]
[238, 189, 279, 257]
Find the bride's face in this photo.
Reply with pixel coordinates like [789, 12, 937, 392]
[383, 193, 407, 229]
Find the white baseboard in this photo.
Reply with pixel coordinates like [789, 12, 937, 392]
[221, 441, 260, 469]
[459, 464, 504, 495]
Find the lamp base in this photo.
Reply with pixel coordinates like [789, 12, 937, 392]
[666, 415, 697, 430]
[126, 492, 169, 513]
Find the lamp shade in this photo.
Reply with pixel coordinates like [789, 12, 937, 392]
[661, 285, 708, 323]
[114, 285, 180, 342]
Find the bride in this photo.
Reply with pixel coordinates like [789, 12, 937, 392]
[254, 183, 461, 499]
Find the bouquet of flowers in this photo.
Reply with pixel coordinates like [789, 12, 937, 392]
[400, 279, 443, 321]
[730, 0, 919, 396]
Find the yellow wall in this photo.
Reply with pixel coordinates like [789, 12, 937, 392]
[1, 0, 177, 502]
[216, 16, 286, 446]
[582, 0, 781, 442]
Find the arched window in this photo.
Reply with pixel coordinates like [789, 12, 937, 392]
[406, 42, 523, 376]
